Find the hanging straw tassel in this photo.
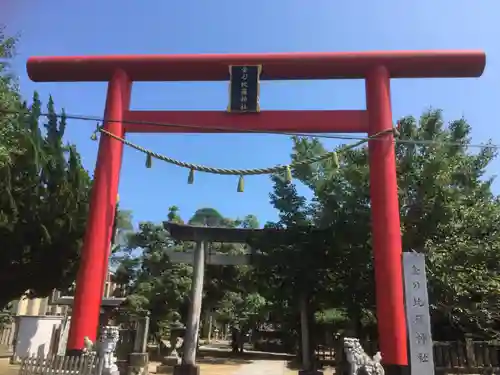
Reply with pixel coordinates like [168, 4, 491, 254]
[145, 153, 153, 168]
[331, 152, 339, 169]
[237, 175, 244, 192]
[284, 165, 292, 183]
[188, 169, 195, 184]
[393, 121, 401, 138]
[91, 123, 100, 141]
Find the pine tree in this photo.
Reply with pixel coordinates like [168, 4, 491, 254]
[0, 90, 91, 308]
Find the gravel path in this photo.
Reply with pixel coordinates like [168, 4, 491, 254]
[231, 359, 289, 375]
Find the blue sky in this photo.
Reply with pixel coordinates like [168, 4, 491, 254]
[4, 0, 500, 227]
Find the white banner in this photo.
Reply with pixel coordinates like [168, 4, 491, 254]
[402, 252, 435, 375]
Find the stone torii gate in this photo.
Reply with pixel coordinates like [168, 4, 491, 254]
[164, 222, 259, 375]
[163, 222, 323, 375]
[26, 50, 486, 375]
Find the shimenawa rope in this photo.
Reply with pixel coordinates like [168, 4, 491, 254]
[92, 126, 398, 192]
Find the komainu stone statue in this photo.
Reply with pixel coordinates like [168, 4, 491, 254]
[99, 326, 121, 375]
[343, 337, 384, 375]
[83, 336, 94, 353]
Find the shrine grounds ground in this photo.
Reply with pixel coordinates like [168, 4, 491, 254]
[0, 358, 19, 375]
[2, 357, 337, 375]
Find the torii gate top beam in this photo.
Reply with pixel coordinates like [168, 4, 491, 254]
[27, 50, 485, 82]
[164, 222, 328, 243]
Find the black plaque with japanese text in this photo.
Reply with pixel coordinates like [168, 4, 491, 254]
[228, 65, 261, 113]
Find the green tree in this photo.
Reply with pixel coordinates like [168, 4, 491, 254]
[117, 206, 266, 337]
[116, 206, 194, 335]
[215, 291, 267, 329]
[287, 109, 500, 338]
[250, 176, 335, 355]
[111, 205, 134, 255]
[0, 27, 24, 168]
[0, 90, 91, 308]
[238, 214, 259, 229]
[121, 224, 192, 335]
[188, 207, 225, 226]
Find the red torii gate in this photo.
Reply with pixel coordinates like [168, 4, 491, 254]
[27, 50, 485, 374]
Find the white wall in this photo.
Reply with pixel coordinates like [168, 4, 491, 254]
[14, 316, 63, 358]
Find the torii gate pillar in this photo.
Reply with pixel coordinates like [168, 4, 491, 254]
[27, 50, 486, 375]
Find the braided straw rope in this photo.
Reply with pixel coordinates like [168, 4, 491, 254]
[98, 128, 395, 177]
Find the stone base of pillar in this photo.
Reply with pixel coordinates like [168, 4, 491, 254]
[156, 365, 173, 374]
[160, 356, 181, 366]
[127, 353, 149, 375]
[384, 364, 410, 375]
[172, 364, 200, 375]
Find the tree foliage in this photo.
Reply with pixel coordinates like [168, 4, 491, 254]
[0, 91, 92, 307]
[115, 110, 500, 342]
[285, 109, 500, 339]
[0, 28, 92, 308]
[115, 207, 266, 337]
[0, 27, 23, 168]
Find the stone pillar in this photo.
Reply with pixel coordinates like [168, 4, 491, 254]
[173, 241, 205, 375]
[27, 298, 40, 316]
[298, 293, 323, 375]
[128, 317, 150, 375]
